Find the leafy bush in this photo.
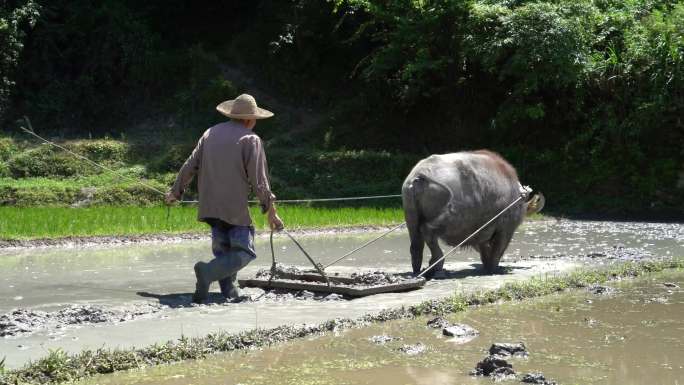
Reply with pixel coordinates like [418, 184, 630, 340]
[0, 163, 10, 178]
[5, 138, 132, 178]
[147, 142, 196, 173]
[0, 137, 17, 160]
[7, 146, 93, 178]
[66, 140, 129, 164]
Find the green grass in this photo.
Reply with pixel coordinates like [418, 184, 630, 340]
[0, 205, 405, 240]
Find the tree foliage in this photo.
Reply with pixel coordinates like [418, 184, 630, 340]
[1, 0, 682, 214]
[0, 0, 39, 119]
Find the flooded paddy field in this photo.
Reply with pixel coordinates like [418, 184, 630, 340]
[80, 270, 684, 385]
[0, 219, 682, 370]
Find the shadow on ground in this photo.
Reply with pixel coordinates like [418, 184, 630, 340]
[137, 265, 527, 307]
[429, 264, 529, 280]
[136, 291, 230, 308]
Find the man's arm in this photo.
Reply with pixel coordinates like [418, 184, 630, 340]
[243, 135, 283, 230]
[167, 136, 204, 203]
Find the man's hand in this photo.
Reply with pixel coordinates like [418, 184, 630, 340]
[268, 208, 284, 231]
[165, 192, 178, 205]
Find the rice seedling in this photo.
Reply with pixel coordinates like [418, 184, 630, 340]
[0, 205, 405, 240]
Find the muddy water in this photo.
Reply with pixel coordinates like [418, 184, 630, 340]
[2, 220, 681, 312]
[81, 271, 684, 385]
[0, 220, 682, 368]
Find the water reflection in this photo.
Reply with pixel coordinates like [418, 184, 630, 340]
[81, 270, 683, 385]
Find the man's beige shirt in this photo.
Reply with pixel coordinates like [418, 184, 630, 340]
[171, 121, 275, 226]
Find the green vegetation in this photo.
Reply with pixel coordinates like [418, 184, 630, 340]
[0, 205, 404, 240]
[1, 258, 681, 385]
[0, 134, 414, 206]
[0, 1, 39, 118]
[1, 0, 682, 217]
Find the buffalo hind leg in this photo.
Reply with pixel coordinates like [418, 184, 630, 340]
[422, 234, 444, 279]
[479, 231, 513, 274]
[408, 222, 425, 276]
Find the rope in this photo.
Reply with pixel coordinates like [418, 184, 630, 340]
[179, 194, 402, 204]
[20, 118, 531, 281]
[281, 229, 329, 283]
[19, 116, 403, 266]
[416, 195, 524, 279]
[20, 117, 402, 206]
[20, 117, 168, 196]
[322, 222, 406, 269]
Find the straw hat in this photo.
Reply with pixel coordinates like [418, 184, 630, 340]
[216, 94, 274, 120]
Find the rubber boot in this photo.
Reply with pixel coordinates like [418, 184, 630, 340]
[215, 250, 254, 300]
[193, 251, 254, 303]
[192, 261, 211, 304]
[219, 273, 241, 299]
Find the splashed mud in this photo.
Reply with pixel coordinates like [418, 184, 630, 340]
[1, 304, 164, 337]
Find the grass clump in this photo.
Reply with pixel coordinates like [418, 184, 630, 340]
[1, 259, 681, 385]
[409, 259, 684, 317]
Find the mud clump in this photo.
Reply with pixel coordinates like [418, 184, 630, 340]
[350, 271, 399, 286]
[587, 285, 616, 295]
[583, 245, 654, 261]
[297, 290, 315, 300]
[426, 317, 450, 329]
[426, 317, 479, 343]
[521, 372, 557, 385]
[57, 305, 116, 324]
[524, 245, 657, 262]
[369, 335, 402, 344]
[0, 304, 164, 337]
[256, 288, 346, 302]
[604, 245, 652, 260]
[253, 265, 413, 289]
[645, 296, 668, 304]
[398, 343, 426, 355]
[471, 355, 515, 377]
[489, 342, 528, 357]
[0, 309, 48, 337]
[323, 293, 344, 301]
[471, 342, 531, 380]
[443, 324, 479, 338]
[256, 263, 303, 278]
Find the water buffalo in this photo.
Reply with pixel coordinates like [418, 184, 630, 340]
[401, 150, 544, 277]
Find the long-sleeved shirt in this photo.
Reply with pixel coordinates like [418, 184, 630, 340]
[170, 121, 276, 226]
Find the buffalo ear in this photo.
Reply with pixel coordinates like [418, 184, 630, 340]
[525, 193, 545, 215]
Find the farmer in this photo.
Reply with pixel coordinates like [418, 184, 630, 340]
[166, 94, 284, 303]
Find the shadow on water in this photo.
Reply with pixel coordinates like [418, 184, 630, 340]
[430, 264, 529, 280]
[136, 291, 233, 308]
[137, 265, 526, 307]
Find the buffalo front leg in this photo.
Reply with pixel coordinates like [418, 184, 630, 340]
[422, 235, 444, 279]
[478, 241, 494, 273]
